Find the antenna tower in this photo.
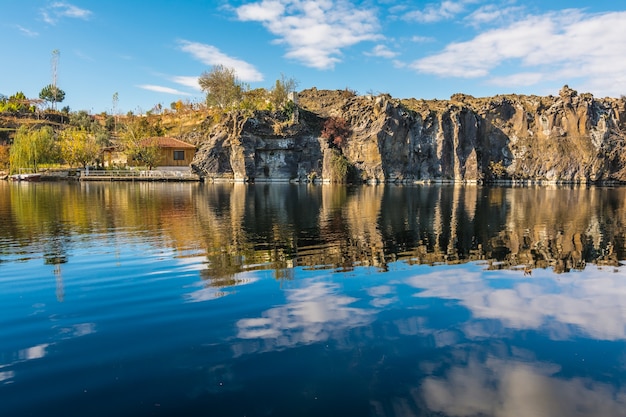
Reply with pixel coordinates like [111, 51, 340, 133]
[50, 49, 60, 109]
[51, 49, 59, 88]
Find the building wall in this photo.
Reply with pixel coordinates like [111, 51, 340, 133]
[159, 148, 195, 166]
[103, 147, 195, 168]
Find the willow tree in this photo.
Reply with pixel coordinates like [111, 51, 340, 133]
[9, 126, 59, 173]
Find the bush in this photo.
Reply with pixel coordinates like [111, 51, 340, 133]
[489, 160, 507, 179]
[328, 148, 349, 183]
[321, 116, 351, 148]
[327, 149, 361, 184]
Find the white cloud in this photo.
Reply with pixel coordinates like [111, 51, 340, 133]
[365, 44, 398, 58]
[137, 85, 192, 96]
[488, 72, 544, 87]
[171, 75, 202, 91]
[41, 2, 93, 24]
[410, 35, 435, 43]
[411, 10, 626, 97]
[234, 0, 381, 69]
[178, 40, 264, 82]
[392, 60, 407, 69]
[15, 25, 39, 37]
[465, 4, 524, 27]
[404, 0, 471, 23]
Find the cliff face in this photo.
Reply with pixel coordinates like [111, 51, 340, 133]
[191, 86, 626, 183]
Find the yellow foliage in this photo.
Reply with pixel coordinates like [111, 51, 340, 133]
[59, 128, 100, 168]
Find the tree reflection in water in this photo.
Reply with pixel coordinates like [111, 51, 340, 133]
[1, 182, 625, 290]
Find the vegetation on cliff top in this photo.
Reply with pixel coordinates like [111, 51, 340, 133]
[0, 66, 299, 174]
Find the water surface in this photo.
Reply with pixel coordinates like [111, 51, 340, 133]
[1, 182, 626, 416]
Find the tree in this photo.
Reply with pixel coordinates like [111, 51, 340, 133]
[59, 128, 100, 168]
[39, 84, 65, 109]
[135, 138, 162, 170]
[198, 65, 246, 109]
[270, 74, 298, 110]
[0, 91, 32, 113]
[119, 119, 163, 170]
[68, 110, 111, 147]
[9, 126, 59, 173]
[70, 110, 95, 130]
[321, 116, 352, 148]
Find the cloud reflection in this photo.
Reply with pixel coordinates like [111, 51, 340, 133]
[0, 370, 15, 384]
[0, 343, 50, 385]
[18, 343, 49, 360]
[234, 280, 373, 355]
[367, 285, 398, 308]
[408, 265, 626, 340]
[421, 356, 626, 417]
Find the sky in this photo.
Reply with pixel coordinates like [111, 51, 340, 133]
[2, 0, 625, 114]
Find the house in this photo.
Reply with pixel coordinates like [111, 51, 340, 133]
[102, 137, 196, 168]
[139, 137, 196, 167]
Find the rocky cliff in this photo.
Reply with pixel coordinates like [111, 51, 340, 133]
[191, 86, 626, 183]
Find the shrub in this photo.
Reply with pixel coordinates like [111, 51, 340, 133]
[321, 116, 351, 148]
[328, 148, 349, 183]
[489, 160, 507, 179]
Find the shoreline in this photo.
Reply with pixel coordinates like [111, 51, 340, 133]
[2, 169, 625, 186]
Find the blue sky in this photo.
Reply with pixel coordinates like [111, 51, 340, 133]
[2, 1, 625, 114]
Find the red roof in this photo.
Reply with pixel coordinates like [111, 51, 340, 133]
[139, 137, 196, 149]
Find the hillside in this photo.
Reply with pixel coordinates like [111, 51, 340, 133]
[3, 86, 626, 184]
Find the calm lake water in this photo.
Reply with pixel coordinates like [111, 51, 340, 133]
[1, 181, 626, 417]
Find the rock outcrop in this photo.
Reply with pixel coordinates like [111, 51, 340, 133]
[191, 86, 626, 183]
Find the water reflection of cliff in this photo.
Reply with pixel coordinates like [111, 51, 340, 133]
[2, 182, 625, 288]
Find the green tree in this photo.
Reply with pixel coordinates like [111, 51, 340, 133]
[135, 138, 162, 170]
[9, 126, 59, 173]
[39, 84, 66, 109]
[59, 128, 101, 168]
[0, 91, 31, 112]
[198, 65, 246, 109]
[70, 110, 95, 130]
[69, 110, 111, 146]
[270, 74, 298, 110]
